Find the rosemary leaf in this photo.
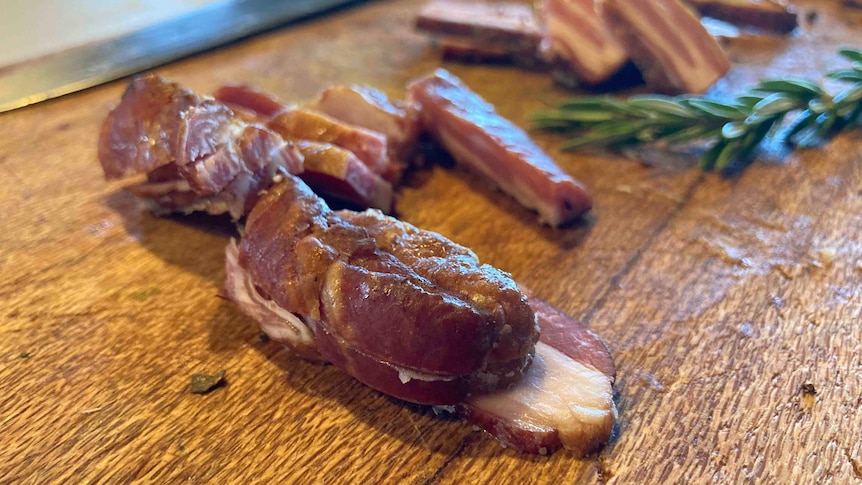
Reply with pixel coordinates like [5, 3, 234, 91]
[785, 111, 819, 140]
[534, 47, 862, 172]
[628, 95, 698, 119]
[839, 47, 862, 63]
[754, 79, 824, 98]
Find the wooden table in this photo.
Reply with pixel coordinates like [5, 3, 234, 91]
[2, 1, 860, 482]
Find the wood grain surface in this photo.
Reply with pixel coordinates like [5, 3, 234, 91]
[1, 1, 861, 483]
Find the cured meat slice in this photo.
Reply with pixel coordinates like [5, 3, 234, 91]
[540, 0, 629, 85]
[212, 84, 289, 119]
[415, 0, 544, 57]
[603, 0, 731, 94]
[310, 85, 420, 166]
[459, 294, 615, 455]
[267, 108, 390, 177]
[212, 85, 390, 170]
[408, 69, 592, 226]
[99, 75, 307, 218]
[177, 102, 302, 196]
[231, 174, 539, 404]
[296, 141, 394, 212]
[415, 0, 552, 73]
[101, 76, 399, 217]
[686, 0, 798, 33]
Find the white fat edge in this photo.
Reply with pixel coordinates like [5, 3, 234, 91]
[223, 240, 315, 348]
[466, 342, 614, 445]
[434, 124, 559, 225]
[316, 90, 402, 141]
[616, 0, 722, 90]
[396, 366, 457, 385]
[544, 1, 627, 76]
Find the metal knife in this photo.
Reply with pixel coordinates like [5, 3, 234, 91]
[0, 0, 364, 113]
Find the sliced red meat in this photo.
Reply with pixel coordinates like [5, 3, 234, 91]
[268, 108, 390, 176]
[603, 0, 731, 94]
[234, 174, 538, 404]
[297, 141, 394, 213]
[540, 0, 629, 85]
[408, 69, 592, 226]
[213, 84, 401, 180]
[98, 74, 199, 179]
[415, 0, 544, 57]
[98, 75, 305, 219]
[310, 85, 420, 168]
[213, 84, 289, 119]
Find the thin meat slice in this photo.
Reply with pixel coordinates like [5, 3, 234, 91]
[310, 85, 420, 167]
[297, 141, 394, 212]
[415, 0, 544, 58]
[408, 69, 592, 226]
[213, 84, 289, 119]
[540, 0, 629, 85]
[181, 125, 302, 196]
[268, 108, 390, 177]
[603, 0, 731, 94]
[460, 294, 615, 455]
[214, 84, 404, 182]
[233, 174, 539, 405]
[212, 85, 390, 175]
[686, 0, 798, 33]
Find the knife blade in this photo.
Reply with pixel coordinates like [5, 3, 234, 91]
[0, 0, 364, 113]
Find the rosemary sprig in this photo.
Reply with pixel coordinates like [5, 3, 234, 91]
[531, 48, 862, 171]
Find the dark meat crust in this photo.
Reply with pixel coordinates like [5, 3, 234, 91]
[239, 175, 538, 400]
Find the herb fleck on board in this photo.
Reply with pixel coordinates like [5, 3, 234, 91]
[190, 369, 226, 394]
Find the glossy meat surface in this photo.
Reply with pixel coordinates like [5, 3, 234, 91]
[408, 69, 592, 226]
[296, 141, 394, 212]
[236, 174, 539, 403]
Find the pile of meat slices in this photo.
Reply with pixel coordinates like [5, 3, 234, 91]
[99, 70, 614, 456]
[417, 0, 798, 93]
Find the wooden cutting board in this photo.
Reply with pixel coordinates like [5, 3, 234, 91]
[1, 1, 860, 482]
